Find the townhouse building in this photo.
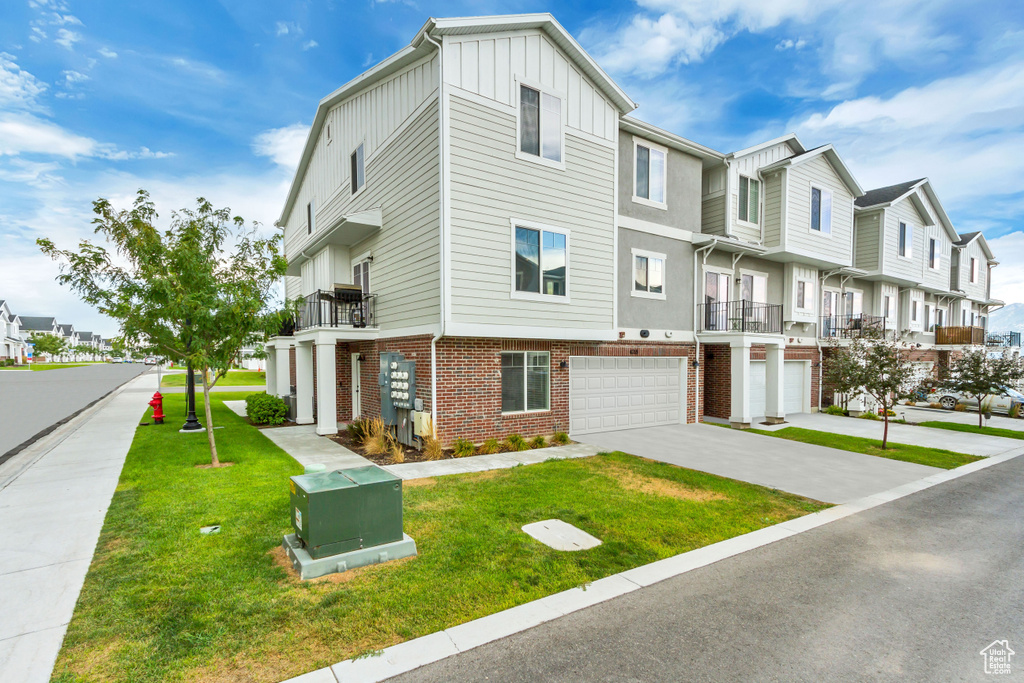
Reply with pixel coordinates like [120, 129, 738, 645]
[1, 301, 26, 363]
[266, 12, 1008, 444]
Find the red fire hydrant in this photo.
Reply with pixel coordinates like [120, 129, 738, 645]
[149, 392, 165, 424]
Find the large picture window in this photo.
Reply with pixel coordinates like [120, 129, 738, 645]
[738, 175, 759, 224]
[514, 224, 567, 298]
[519, 84, 562, 163]
[501, 351, 549, 413]
[634, 142, 667, 206]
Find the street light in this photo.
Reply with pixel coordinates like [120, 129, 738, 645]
[180, 318, 204, 432]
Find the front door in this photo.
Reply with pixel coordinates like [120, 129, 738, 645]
[351, 353, 362, 419]
[705, 271, 731, 331]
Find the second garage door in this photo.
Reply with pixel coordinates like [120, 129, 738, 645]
[750, 360, 808, 418]
[569, 356, 685, 435]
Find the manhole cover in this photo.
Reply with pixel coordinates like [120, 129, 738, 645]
[522, 519, 601, 551]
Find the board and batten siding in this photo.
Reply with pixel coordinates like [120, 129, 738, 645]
[443, 31, 617, 143]
[854, 212, 882, 271]
[283, 53, 439, 260]
[762, 171, 784, 247]
[447, 93, 614, 328]
[784, 155, 854, 267]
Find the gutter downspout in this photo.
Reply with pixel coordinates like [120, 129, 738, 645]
[694, 242, 716, 422]
[423, 30, 445, 437]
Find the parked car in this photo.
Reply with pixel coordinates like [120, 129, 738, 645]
[144, 357, 157, 365]
[927, 387, 1024, 415]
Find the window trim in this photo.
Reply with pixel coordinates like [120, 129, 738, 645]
[631, 248, 667, 300]
[929, 237, 940, 270]
[703, 265, 733, 302]
[897, 221, 913, 259]
[500, 350, 551, 415]
[632, 137, 668, 210]
[514, 78, 566, 171]
[739, 268, 769, 304]
[350, 142, 366, 197]
[509, 218, 571, 304]
[736, 174, 761, 228]
[809, 185, 833, 236]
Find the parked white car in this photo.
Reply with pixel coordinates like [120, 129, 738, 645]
[927, 387, 1024, 415]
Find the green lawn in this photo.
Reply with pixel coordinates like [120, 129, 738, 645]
[750, 426, 982, 469]
[917, 421, 1024, 441]
[29, 362, 100, 371]
[160, 369, 265, 387]
[53, 392, 828, 683]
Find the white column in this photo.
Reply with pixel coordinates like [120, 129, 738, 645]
[274, 345, 291, 398]
[729, 342, 752, 428]
[295, 342, 314, 425]
[764, 343, 786, 424]
[315, 343, 338, 435]
[265, 345, 277, 396]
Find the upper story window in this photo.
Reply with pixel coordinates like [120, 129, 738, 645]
[884, 295, 896, 319]
[326, 123, 332, 144]
[306, 201, 314, 235]
[634, 140, 667, 207]
[632, 249, 665, 299]
[796, 280, 811, 310]
[810, 187, 832, 234]
[929, 238, 939, 269]
[738, 175, 759, 224]
[513, 223, 567, 299]
[970, 257, 978, 283]
[911, 300, 919, 322]
[741, 272, 768, 304]
[844, 290, 863, 316]
[898, 222, 912, 258]
[351, 143, 365, 194]
[518, 84, 562, 164]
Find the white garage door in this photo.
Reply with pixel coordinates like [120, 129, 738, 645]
[750, 360, 807, 418]
[569, 356, 684, 435]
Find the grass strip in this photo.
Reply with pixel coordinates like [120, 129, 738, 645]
[916, 421, 1024, 441]
[160, 370, 265, 387]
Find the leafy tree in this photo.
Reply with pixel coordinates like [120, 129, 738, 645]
[31, 332, 68, 361]
[942, 348, 1024, 428]
[822, 342, 863, 411]
[39, 190, 288, 466]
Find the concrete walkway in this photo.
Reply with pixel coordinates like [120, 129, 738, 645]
[0, 374, 150, 683]
[258, 424, 372, 471]
[383, 443, 600, 480]
[575, 423, 941, 504]
[773, 412, 1020, 457]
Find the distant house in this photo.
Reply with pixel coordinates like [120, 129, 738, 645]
[1, 300, 27, 363]
[19, 316, 60, 361]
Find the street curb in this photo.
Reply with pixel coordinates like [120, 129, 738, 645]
[283, 445, 1024, 683]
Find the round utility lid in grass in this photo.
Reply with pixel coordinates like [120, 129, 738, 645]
[522, 519, 601, 551]
[200, 525, 221, 535]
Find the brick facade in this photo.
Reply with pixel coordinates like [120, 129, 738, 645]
[701, 344, 731, 419]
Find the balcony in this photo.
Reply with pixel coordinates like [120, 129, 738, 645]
[935, 325, 986, 345]
[296, 289, 376, 331]
[987, 331, 1022, 348]
[820, 314, 887, 340]
[698, 300, 783, 335]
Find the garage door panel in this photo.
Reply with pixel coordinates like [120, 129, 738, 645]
[750, 360, 808, 418]
[569, 356, 686, 436]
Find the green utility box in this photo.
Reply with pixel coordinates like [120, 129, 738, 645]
[289, 466, 403, 559]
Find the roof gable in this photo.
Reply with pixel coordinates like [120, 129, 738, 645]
[727, 133, 806, 161]
[20, 316, 56, 331]
[857, 178, 958, 242]
[759, 143, 863, 197]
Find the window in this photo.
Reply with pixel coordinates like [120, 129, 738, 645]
[326, 123, 332, 143]
[796, 280, 811, 310]
[924, 304, 932, 331]
[704, 270, 730, 330]
[633, 250, 665, 298]
[844, 290, 863, 316]
[519, 84, 561, 163]
[742, 273, 768, 303]
[936, 308, 944, 328]
[929, 238, 939, 269]
[911, 300, 919, 323]
[738, 175, 759, 224]
[898, 222, 912, 257]
[962, 308, 968, 325]
[822, 290, 841, 318]
[352, 259, 370, 294]
[501, 351, 549, 413]
[811, 187, 832, 234]
[884, 295, 895, 319]
[634, 141, 667, 206]
[970, 257, 978, 283]
[306, 201, 314, 235]
[350, 144, 365, 194]
[514, 224, 567, 298]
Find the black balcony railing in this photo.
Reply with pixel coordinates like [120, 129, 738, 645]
[986, 331, 1022, 347]
[697, 300, 783, 334]
[297, 290, 376, 330]
[819, 314, 887, 339]
[276, 317, 296, 337]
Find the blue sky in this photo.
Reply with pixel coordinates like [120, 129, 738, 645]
[2, 0, 1023, 335]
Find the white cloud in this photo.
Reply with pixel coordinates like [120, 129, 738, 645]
[54, 28, 80, 49]
[0, 113, 105, 158]
[988, 232, 1024, 304]
[587, 14, 725, 76]
[62, 69, 89, 85]
[98, 47, 117, 58]
[0, 52, 48, 110]
[302, 40, 318, 51]
[275, 21, 302, 36]
[252, 123, 308, 172]
[775, 38, 807, 51]
[29, 27, 46, 42]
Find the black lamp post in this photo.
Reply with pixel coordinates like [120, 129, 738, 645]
[180, 319, 204, 432]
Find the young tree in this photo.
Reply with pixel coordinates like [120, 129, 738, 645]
[942, 349, 1024, 428]
[31, 332, 68, 362]
[822, 342, 863, 411]
[39, 190, 287, 466]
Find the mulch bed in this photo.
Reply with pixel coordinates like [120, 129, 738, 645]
[328, 429, 572, 466]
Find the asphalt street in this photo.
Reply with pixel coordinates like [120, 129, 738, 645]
[0, 364, 149, 461]
[394, 455, 1024, 682]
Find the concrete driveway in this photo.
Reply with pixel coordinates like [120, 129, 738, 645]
[778, 413, 1020, 457]
[900, 405, 1024, 432]
[574, 423, 940, 504]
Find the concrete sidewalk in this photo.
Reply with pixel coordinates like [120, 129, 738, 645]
[900, 405, 1024, 431]
[0, 374, 150, 683]
[258, 424, 372, 471]
[575, 423, 940, 504]
[774, 412, 1020, 456]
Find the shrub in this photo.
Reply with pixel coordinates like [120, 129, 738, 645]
[347, 420, 366, 444]
[530, 435, 546, 449]
[1011, 403, 1022, 419]
[928, 402, 944, 409]
[904, 400, 916, 406]
[824, 404, 846, 416]
[478, 438, 500, 455]
[245, 392, 287, 425]
[363, 417, 393, 456]
[858, 411, 881, 421]
[504, 434, 529, 452]
[389, 441, 405, 464]
[954, 403, 968, 412]
[552, 431, 570, 445]
[453, 438, 475, 458]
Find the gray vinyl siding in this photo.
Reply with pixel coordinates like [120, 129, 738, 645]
[701, 194, 726, 235]
[448, 93, 614, 328]
[883, 197, 928, 283]
[854, 211, 882, 271]
[762, 171, 783, 247]
[729, 189, 761, 242]
[618, 228, 693, 331]
[618, 132, 702, 232]
[784, 155, 854, 266]
[959, 240, 989, 301]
